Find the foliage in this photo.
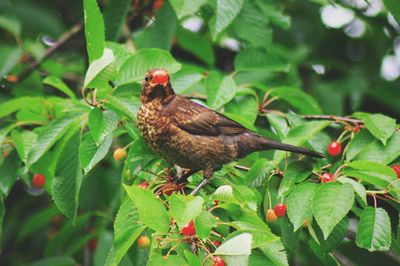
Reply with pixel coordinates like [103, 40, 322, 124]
[1, 0, 400, 265]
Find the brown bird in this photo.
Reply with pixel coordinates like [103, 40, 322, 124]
[137, 69, 323, 194]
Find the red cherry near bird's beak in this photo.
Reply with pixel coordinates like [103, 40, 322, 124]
[151, 69, 169, 85]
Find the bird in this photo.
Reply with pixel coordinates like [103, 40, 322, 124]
[137, 68, 323, 195]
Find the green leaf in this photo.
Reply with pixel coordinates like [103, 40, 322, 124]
[135, 1, 177, 51]
[176, 27, 215, 65]
[362, 113, 396, 145]
[124, 185, 170, 233]
[270, 87, 322, 115]
[314, 217, 348, 253]
[105, 198, 145, 266]
[0, 15, 21, 36]
[106, 42, 132, 71]
[118, 48, 181, 85]
[184, 250, 201, 266]
[0, 151, 19, 196]
[17, 206, 60, 241]
[79, 134, 112, 174]
[148, 254, 188, 266]
[209, 0, 244, 40]
[194, 211, 217, 238]
[280, 216, 300, 252]
[11, 130, 37, 164]
[244, 158, 274, 187]
[356, 207, 391, 251]
[307, 239, 339, 266]
[126, 137, 157, 176]
[256, 1, 291, 29]
[28, 115, 79, 165]
[170, 65, 205, 93]
[83, 0, 106, 62]
[104, 0, 131, 41]
[273, 121, 330, 163]
[345, 129, 374, 161]
[259, 241, 288, 266]
[230, 1, 271, 47]
[168, 193, 204, 228]
[25, 256, 76, 266]
[225, 95, 258, 125]
[344, 160, 397, 188]
[45, 214, 91, 255]
[278, 161, 312, 196]
[88, 109, 119, 145]
[0, 46, 23, 77]
[287, 182, 318, 231]
[234, 48, 290, 72]
[105, 95, 139, 122]
[215, 233, 252, 266]
[337, 177, 367, 206]
[84, 48, 115, 88]
[266, 113, 289, 139]
[206, 75, 237, 109]
[0, 97, 43, 119]
[346, 130, 400, 164]
[383, 0, 400, 24]
[52, 131, 83, 221]
[43, 76, 76, 99]
[232, 211, 288, 266]
[215, 232, 252, 255]
[312, 183, 354, 239]
[169, 0, 207, 19]
[351, 131, 400, 164]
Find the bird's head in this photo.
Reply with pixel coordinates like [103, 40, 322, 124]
[141, 68, 175, 104]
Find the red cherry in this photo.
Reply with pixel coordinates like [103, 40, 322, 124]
[153, 0, 164, 10]
[151, 69, 169, 84]
[113, 148, 127, 161]
[214, 200, 219, 205]
[327, 141, 342, 156]
[88, 238, 97, 251]
[321, 172, 335, 183]
[211, 240, 221, 247]
[274, 203, 287, 217]
[180, 220, 196, 236]
[137, 235, 151, 248]
[139, 181, 149, 189]
[392, 165, 400, 178]
[212, 256, 226, 266]
[266, 209, 277, 223]
[32, 173, 46, 188]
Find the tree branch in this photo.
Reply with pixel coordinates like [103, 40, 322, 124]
[302, 115, 363, 125]
[17, 22, 83, 83]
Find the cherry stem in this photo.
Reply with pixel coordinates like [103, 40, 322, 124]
[122, 141, 134, 150]
[333, 164, 347, 178]
[267, 189, 273, 210]
[366, 190, 387, 195]
[336, 130, 349, 143]
[371, 193, 377, 208]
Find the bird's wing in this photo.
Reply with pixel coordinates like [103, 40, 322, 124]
[165, 96, 247, 136]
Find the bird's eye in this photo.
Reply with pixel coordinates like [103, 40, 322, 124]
[144, 76, 149, 82]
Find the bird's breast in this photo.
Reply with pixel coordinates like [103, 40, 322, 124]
[137, 102, 170, 150]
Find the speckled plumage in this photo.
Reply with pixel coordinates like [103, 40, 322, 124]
[137, 69, 323, 194]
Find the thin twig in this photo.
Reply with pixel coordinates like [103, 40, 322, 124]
[302, 115, 362, 125]
[17, 22, 83, 83]
[233, 165, 250, 171]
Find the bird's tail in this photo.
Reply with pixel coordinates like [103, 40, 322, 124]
[260, 138, 324, 158]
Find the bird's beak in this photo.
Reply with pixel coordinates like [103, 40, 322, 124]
[150, 80, 168, 87]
